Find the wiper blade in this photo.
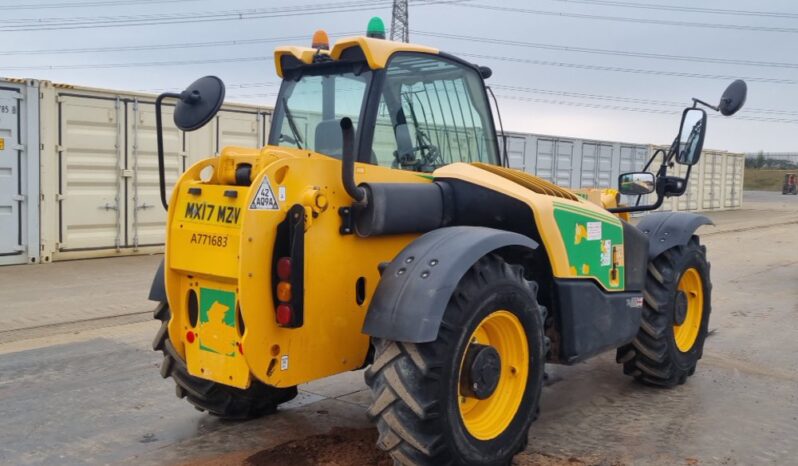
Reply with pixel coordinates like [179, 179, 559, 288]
[282, 97, 304, 149]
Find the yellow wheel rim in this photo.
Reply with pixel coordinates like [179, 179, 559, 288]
[458, 310, 529, 440]
[673, 267, 704, 352]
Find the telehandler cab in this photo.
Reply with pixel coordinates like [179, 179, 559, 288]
[149, 20, 747, 465]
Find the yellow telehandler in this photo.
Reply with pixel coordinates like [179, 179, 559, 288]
[149, 19, 747, 465]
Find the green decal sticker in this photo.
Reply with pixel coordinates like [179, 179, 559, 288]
[198, 288, 238, 356]
[553, 202, 625, 290]
[200, 288, 236, 327]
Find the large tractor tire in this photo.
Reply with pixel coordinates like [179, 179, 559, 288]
[152, 301, 297, 420]
[365, 254, 546, 465]
[617, 236, 711, 387]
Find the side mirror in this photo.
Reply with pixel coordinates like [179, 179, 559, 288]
[675, 108, 707, 166]
[718, 79, 747, 116]
[155, 75, 225, 210]
[173, 76, 226, 132]
[618, 172, 656, 195]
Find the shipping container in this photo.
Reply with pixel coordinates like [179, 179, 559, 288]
[649, 145, 744, 213]
[0, 78, 271, 262]
[504, 131, 652, 207]
[505, 133, 744, 214]
[0, 79, 39, 265]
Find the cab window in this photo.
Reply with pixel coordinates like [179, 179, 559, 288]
[270, 68, 371, 158]
[372, 53, 499, 171]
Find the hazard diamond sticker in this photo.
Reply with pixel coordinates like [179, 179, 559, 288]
[250, 177, 280, 210]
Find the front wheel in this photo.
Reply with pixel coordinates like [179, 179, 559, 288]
[617, 236, 712, 386]
[365, 254, 546, 465]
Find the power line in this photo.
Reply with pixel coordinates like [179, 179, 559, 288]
[0, 0, 458, 31]
[3, 56, 271, 71]
[0, 0, 199, 10]
[551, 0, 798, 20]
[9, 26, 795, 75]
[457, 51, 798, 85]
[8, 48, 794, 87]
[0, 32, 359, 56]
[416, 31, 798, 69]
[455, 3, 798, 34]
[0, 1, 390, 30]
[491, 84, 798, 117]
[494, 94, 798, 125]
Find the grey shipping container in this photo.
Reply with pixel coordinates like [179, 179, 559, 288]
[504, 132, 744, 213]
[0, 77, 271, 263]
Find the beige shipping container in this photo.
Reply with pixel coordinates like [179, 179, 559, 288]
[16, 78, 272, 262]
[651, 145, 744, 213]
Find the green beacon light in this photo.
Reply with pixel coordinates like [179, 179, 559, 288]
[366, 16, 386, 39]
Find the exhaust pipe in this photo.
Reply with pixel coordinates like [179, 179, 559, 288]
[340, 117, 367, 204]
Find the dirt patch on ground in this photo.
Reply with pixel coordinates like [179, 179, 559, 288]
[186, 427, 619, 466]
[513, 451, 624, 465]
[244, 427, 391, 466]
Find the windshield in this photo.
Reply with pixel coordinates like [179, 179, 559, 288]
[372, 54, 499, 171]
[269, 67, 372, 158]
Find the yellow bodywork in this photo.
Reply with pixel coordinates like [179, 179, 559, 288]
[164, 35, 632, 390]
[165, 149, 628, 389]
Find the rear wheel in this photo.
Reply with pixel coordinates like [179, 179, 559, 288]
[365, 254, 546, 465]
[152, 301, 297, 419]
[617, 236, 711, 387]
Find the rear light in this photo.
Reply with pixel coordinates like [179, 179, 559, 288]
[276, 282, 292, 302]
[273, 205, 306, 328]
[276, 304, 293, 326]
[186, 331, 195, 343]
[277, 257, 292, 281]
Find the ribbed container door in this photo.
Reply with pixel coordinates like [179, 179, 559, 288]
[554, 139, 574, 187]
[724, 154, 744, 208]
[702, 152, 723, 210]
[127, 100, 184, 248]
[581, 142, 613, 188]
[506, 135, 527, 171]
[58, 96, 125, 251]
[674, 160, 699, 211]
[217, 110, 264, 149]
[536, 138, 555, 182]
[0, 89, 21, 256]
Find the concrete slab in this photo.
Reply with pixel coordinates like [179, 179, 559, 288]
[0, 254, 162, 333]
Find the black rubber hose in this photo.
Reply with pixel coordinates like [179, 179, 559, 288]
[340, 117, 367, 203]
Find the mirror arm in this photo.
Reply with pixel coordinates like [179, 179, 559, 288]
[641, 147, 665, 172]
[156, 92, 182, 211]
[692, 97, 719, 113]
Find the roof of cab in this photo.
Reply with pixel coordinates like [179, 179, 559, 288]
[274, 36, 439, 77]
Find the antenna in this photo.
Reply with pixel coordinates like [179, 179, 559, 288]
[390, 0, 409, 42]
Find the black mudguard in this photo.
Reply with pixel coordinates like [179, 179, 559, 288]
[636, 212, 713, 259]
[362, 226, 538, 343]
[148, 259, 166, 302]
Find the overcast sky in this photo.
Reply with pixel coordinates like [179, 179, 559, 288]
[2, 0, 797, 153]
